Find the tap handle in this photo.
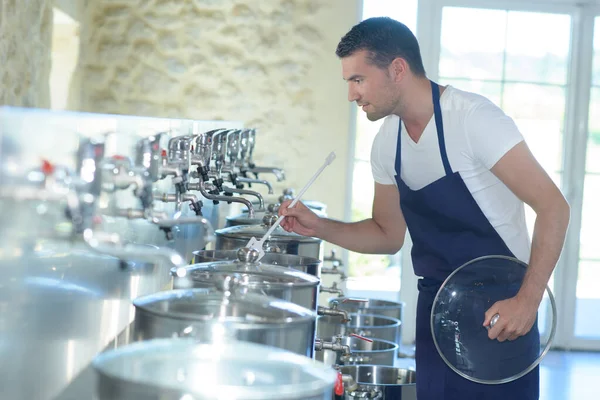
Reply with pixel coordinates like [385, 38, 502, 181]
[349, 333, 373, 343]
[342, 298, 369, 304]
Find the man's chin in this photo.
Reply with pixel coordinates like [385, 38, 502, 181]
[365, 111, 389, 122]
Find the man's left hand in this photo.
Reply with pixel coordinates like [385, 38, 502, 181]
[483, 296, 539, 342]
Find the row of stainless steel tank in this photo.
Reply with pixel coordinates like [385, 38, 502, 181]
[0, 107, 414, 400]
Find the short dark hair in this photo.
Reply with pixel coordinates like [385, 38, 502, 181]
[336, 17, 426, 76]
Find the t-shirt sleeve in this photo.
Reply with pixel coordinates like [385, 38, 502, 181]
[370, 120, 396, 185]
[464, 97, 524, 169]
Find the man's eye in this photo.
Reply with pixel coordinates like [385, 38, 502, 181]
[354, 79, 362, 84]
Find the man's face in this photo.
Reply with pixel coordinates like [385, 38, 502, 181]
[341, 50, 399, 121]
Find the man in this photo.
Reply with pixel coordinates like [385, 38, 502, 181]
[279, 17, 570, 399]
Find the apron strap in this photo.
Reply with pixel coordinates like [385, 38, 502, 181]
[431, 80, 453, 176]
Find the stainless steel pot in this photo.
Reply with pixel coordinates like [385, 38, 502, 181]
[131, 287, 316, 357]
[215, 215, 323, 260]
[329, 297, 405, 351]
[191, 249, 322, 278]
[316, 336, 397, 367]
[341, 365, 416, 400]
[317, 313, 400, 344]
[93, 338, 337, 400]
[227, 202, 327, 227]
[172, 248, 320, 312]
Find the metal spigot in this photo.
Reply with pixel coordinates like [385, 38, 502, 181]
[153, 192, 204, 215]
[226, 129, 242, 167]
[195, 181, 255, 218]
[222, 186, 265, 211]
[149, 211, 215, 242]
[322, 249, 347, 280]
[235, 177, 274, 194]
[317, 302, 351, 323]
[191, 128, 223, 182]
[320, 281, 344, 296]
[248, 166, 286, 182]
[314, 335, 351, 357]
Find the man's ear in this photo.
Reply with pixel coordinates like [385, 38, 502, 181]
[389, 57, 408, 82]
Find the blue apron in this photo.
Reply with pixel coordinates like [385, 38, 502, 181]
[394, 81, 539, 399]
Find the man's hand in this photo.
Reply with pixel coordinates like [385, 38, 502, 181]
[483, 295, 540, 342]
[279, 199, 323, 237]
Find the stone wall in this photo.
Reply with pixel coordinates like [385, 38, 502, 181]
[72, 0, 360, 222]
[0, 0, 53, 108]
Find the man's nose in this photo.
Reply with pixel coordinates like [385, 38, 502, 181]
[348, 87, 360, 103]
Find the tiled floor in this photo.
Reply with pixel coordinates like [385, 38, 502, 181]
[394, 349, 600, 399]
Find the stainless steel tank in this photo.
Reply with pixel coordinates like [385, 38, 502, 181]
[215, 214, 323, 259]
[191, 249, 322, 278]
[226, 201, 327, 227]
[329, 297, 405, 350]
[340, 365, 416, 400]
[317, 313, 401, 344]
[131, 286, 317, 357]
[172, 248, 320, 311]
[316, 336, 398, 367]
[93, 338, 337, 400]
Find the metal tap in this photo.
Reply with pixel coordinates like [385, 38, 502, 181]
[320, 281, 344, 296]
[153, 192, 204, 216]
[314, 335, 351, 357]
[137, 132, 183, 181]
[221, 186, 265, 211]
[69, 137, 106, 234]
[234, 177, 274, 194]
[317, 300, 351, 323]
[317, 306, 350, 323]
[191, 181, 255, 218]
[322, 248, 347, 280]
[191, 128, 223, 182]
[248, 166, 286, 182]
[225, 129, 242, 168]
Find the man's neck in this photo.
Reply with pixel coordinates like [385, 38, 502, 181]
[394, 77, 439, 142]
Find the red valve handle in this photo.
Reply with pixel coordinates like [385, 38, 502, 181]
[334, 370, 344, 396]
[350, 333, 373, 342]
[41, 159, 55, 175]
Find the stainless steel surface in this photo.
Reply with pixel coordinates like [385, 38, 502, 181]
[171, 252, 320, 311]
[317, 313, 401, 344]
[131, 288, 317, 357]
[215, 223, 323, 260]
[191, 249, 322, 278]
[330, 297, 405, 349]
[315, 336, 398, 367]
[0, 106, 240, 400]
[93, 338, 336, 400]
[341, 365, 416, 400]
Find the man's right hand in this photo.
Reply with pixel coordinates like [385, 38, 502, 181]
[278, 199, 323, 237]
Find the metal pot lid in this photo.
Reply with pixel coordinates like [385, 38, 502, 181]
[215, 223, 321, 243]
[431, 255, 556, 385]
[171, 259, 320, 288]
[133, 288, 316, 324]
[93, 338, 337, 400]
[192, 249, 321, 270]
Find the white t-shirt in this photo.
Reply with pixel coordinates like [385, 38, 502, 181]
[371, 85, 531, 263]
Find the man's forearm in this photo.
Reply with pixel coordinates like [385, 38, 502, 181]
[519, 199, 570, 303]
[317, 218, 404, 255]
